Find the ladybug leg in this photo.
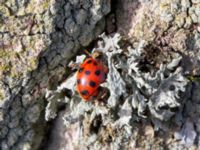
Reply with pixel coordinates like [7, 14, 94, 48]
[103, 66, 109, 82]
[68, 62, 81, 71]
[93, 86, 110, 104]
[99, 87, 110, 101]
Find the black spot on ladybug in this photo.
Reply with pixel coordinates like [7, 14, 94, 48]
[77, 79, 81, 84]
[87, 60, 92, 64]
[93, 62, 98, 66]
[79, 67, 84, 73]
[89, 81, 96, 87]
[95, 70, 101, 76]
[85, 70, 91, 75]
[80, 90, 89, 96]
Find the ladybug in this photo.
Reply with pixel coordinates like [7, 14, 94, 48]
[76, 51, 108, 101]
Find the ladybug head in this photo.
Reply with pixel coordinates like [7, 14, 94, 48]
[91, 50, 103, 61]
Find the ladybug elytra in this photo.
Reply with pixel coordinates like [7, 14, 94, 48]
[76, 51, 108, 101]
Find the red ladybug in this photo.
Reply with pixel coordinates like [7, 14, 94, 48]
[76, 51, 108, 101]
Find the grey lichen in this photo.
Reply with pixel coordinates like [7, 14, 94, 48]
[45, 33, 191, 149]
[148, 67, 188, 121]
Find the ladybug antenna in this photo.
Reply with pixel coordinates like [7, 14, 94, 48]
[84, 49, 92, 57]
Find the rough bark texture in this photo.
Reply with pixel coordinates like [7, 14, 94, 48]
[1, 0, 200, 150]
[0, 0, 110, 149]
